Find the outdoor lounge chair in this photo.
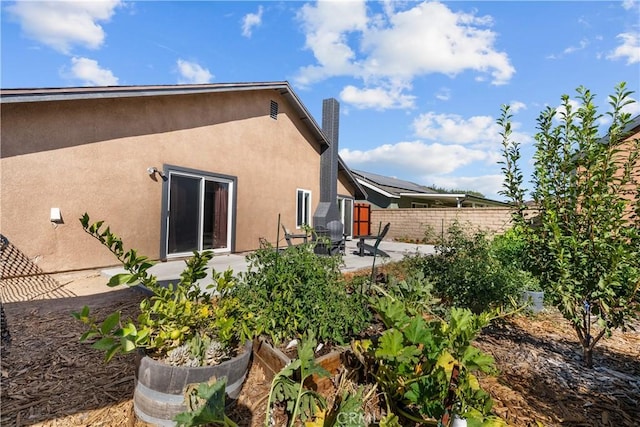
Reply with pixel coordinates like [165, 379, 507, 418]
[281, 225, 309, 247]
[313, 220, 346, 256]
[356, 222, 390, 257]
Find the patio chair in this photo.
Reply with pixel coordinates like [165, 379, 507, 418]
[356, 222, 390, 257]
[281, 224, 309, 247]
[313, 220, 346, 256]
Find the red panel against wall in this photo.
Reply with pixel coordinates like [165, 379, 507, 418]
[353, 203, 371, 237]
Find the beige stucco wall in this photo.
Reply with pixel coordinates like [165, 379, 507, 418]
[1, 89, 343, 273]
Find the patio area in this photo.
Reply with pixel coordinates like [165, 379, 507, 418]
[0, 240, 435, 303]
[102, 239, 435, 289]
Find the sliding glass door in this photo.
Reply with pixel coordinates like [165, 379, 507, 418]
[166, 170, 233, 257]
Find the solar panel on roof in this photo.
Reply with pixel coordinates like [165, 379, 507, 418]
[353, 169, 436, 194]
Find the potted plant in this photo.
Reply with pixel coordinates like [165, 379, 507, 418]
[73, 214, 251, 426]
[520, 272, 544, 313]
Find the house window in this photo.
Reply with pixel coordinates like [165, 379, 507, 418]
[412, 202, 428, 208]
[296, 189, 311, 228]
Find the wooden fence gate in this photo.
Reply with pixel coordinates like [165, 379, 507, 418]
[353, 203, 371, 237]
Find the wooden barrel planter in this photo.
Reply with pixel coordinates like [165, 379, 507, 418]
[133, 340, 252, 427]
[252, 336, 346, 396]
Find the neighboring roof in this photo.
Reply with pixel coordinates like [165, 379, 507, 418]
[0, 81, 366, 199]
[624, 114, 640, 134]
[596, 114, 640, 145]
[352, 169, 439, 197]
[352, 169, 510, 207]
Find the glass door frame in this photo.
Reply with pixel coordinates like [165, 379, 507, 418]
[338, 196, 354, 239]
[160, 165, 236, 260]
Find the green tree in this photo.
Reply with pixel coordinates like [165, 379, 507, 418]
[500, 83, 640, 368]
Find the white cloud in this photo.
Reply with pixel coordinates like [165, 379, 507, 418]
[340, 85, 416, 110]
[7, 0, 121, 54]
[176, 59, 213, 84]
[562, 39, 589, 55]
[340, 141, 489, 176]
[607, 32, 640, 64]
[341, 109, 536, 199]
[622, 0, 636, 10]
[594, 96, 639, 128]
[622, 97, 640, 116]
[412, 112, 500, 147]
[435, 87, 451, 101]
[554, 98, 583, 121]
[66, 57, 118, 86]
[242, 6, 263, 38]
[295, 1, 368, 86]
[510, 101, 527, 114]
[360, 2, 515, 85]
[295, 0, 515, 107]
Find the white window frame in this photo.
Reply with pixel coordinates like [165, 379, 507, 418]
[296, 189, 312, 229]
[338, 197, 354, 239]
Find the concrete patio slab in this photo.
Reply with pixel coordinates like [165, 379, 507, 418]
[101, 240, 435, 290]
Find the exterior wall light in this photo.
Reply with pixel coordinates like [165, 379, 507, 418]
[147, 167, 167, 181]
[50, 207, 63, 224]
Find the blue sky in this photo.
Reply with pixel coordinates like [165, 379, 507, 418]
[2, 1, 639, 200]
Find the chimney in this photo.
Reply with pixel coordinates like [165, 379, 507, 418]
[313, 98, 341, 230]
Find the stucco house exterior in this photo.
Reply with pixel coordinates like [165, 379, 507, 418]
[0, 82, 365, 273]
[352, 169, 509, 209]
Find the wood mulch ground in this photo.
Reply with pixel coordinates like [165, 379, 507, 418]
[1, 279, 639, 426]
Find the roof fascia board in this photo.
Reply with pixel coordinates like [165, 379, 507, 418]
[399, 192, 509, 206]
[338, 157, 368, 199]
[0, 82, 290, 104]
[357, 178, 400, 199]
[399, 193, 466, 199]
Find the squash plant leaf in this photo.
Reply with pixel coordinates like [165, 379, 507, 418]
[461, 346, 495, 373]
[404, 316, 430, 345]
[375, 329, 405, 361]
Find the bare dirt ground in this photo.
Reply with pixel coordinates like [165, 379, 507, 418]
[1, 272, 639, 427]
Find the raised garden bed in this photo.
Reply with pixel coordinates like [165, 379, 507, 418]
[252, 336, 348, 396]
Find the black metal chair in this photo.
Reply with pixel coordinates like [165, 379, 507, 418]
[313, 220, 346, 256]
[356, 222, 390, 257]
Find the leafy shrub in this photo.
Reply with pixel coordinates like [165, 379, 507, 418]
[231, 240, 371, 345]
[373, 270, 441, 317]
[491, 227, 542, 292]
[73, 214, 240, 365]
[489, 227, 527, 270]
[406, 222, 524, 313]
[353, 297, 498, 424]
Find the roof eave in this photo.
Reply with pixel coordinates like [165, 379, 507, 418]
[357, 179, 401, 199]
[339, 158, 368, 199]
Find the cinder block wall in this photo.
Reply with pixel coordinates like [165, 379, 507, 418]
[370, 208, 515, 242]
